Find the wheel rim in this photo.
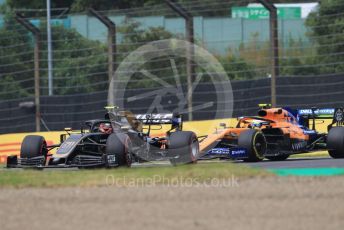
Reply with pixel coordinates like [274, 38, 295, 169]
[191, 140, 199, 161]
[125, 138, 132, 166]
[40, 141, 47, 156]
[254, 134, 267, 158]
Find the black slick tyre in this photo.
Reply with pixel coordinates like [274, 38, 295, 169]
[106, 133, 132, 167]
[238, 129, 266, 162]
[20, 135, 47, 159]
[169, 131, 199, 165]
[327, 127, 344, 158]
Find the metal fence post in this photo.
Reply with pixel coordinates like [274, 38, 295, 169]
[15, 13, 41, 132]
[89, 8, 116, 83]
[165, 0, 195, 121]
[89, 8, 117, 105]
[257, 0, 279, 107]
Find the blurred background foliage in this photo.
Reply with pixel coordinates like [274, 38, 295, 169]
[0, 0, 342, 99]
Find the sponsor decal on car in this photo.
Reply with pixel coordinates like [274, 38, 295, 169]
[207, 147, 248, 159]
[229, 148, 248, 159]
[298, 108, 335, 116]
[302, 129, 317, 135]
[56, 134, 82, 154]
[231, 149, 247, 155]
[136, 114, 174, 124]
[208, 148, 230, 155]
[106, 154, 117, 166]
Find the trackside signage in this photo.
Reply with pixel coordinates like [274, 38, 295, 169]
[232, 7, 301, 19]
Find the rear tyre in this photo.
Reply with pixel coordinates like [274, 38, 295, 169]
[169, 131, 199, 165]
[238, 129, 266, 162]
[20, 135, 47, 159]
[106, 133, 132, 167]
[327, 127, 344, 158]
[265, 155, 289, 161]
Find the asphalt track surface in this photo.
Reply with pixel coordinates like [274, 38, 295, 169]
[2, 156, 344, 171]
[239, 156, 344, 169]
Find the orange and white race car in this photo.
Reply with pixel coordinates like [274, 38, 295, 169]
[198, 104, 344, 162]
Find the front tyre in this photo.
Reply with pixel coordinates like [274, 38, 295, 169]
[327, 127, 344, 158]
[20, 135, 48, 166]
[20, 135, 48, 159]
[238, 129, 266, 162]
[169, 131, 199, 165]
[106, 133, 132, 167]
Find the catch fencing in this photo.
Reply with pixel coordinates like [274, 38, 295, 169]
[0, 0, 343, 134]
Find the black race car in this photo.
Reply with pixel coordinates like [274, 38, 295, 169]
[6, 107, 199, 168]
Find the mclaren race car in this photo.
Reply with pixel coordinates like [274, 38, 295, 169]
[199, 104, 344, 162]
[6, 107, 199, 168]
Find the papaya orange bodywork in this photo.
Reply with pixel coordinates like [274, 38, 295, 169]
[200, 108, 308, 152]
[199, 128, 248, 152]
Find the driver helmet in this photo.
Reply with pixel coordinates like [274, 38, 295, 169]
[99, 123, 113, 134]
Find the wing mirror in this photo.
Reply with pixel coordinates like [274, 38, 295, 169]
[64, 127, 72, 135]
[219, 123, 227, 128]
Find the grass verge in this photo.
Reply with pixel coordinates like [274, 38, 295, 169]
[0, 162, 271, 188]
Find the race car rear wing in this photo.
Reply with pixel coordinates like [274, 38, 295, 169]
[135, 113, 183, 131]
[297, 108, 335, 118]
[104, 106, 183, 132]
[296, 107, 344, 131]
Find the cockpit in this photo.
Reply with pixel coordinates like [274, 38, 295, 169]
[257, 108, 298, 124]
[236, 117, 272, 129]
[236, 108, 299, 129]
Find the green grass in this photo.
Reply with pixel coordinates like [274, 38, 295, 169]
[0, 150, 331, 189]
[0, 162, 271, 188]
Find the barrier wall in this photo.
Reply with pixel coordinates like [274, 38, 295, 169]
[1, 74, 343, 134]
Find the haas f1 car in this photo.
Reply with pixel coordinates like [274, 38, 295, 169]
[6, 107, 199, 168]
[199, 105, 344, 162]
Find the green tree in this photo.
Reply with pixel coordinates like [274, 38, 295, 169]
[4, 0, 74, 13]
[41, 25, 108, 95]
[117, 19, 181, 89]
[0, 13, 108, 98]
[306, 0, 344, 73]
[4, 0, 303, 16]
[0, 16, 33, 99]
[218, 54, 257, 80]
[4, 0, 152, 13]
[279, 37, 320, 76]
